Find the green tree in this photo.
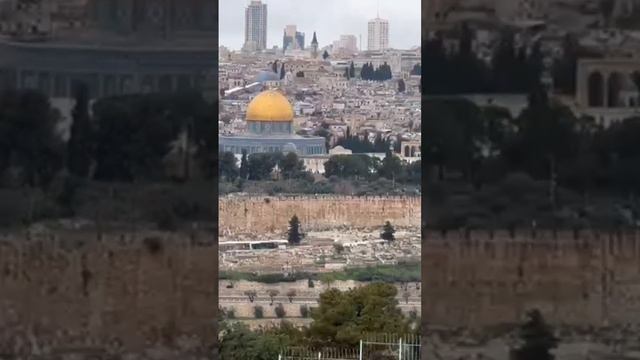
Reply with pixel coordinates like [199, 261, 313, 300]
[307, 283, 409, 347]
[219, 151, 238, 180]
[267, 289, 280, 305]
[286, 289, 297, 303]
[279, 152, 306, 179]
[381, 221, 395, 241]
[219, 322, 300, 360]
[513, 309, 558, 360]
[67, 82, 93, 178]
[322, 50, 329, 60]
[240, 149, 249, 179]
[288, 214, 303, 245]
[349, 61, 356, 78]
[324, 155, 372, 179]
[0, 89, 64, 187]
[247, 153, 279, 180]
[378, 149, 403, 182]
[93, 93, 204, 181]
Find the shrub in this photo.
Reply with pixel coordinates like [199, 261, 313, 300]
[225, 307, 236, 319]
[275, 303, 286, 318]
[254, 305, 264, 319]
[300, 305, 309, 318]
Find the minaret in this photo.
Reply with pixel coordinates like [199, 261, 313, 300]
[311, 31, 319, 59]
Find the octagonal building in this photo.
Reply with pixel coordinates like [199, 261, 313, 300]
[219, 89, 326, 156]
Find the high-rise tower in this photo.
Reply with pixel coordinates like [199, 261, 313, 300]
[367, 17, 389, 51]
[244, 0, 267, 51]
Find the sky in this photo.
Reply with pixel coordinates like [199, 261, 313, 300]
[219, 0, 421, 51]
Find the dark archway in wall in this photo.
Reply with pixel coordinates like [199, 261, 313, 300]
[607, 72, 623, 108]
[588, 72, 604, 107]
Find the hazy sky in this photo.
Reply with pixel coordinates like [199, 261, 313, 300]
[219, 0, 421, 51]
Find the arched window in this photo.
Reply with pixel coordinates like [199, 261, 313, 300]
[607, 72, 623, 108]
[588, 72, 604, 107]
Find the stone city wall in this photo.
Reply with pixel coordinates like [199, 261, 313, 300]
[0, 230, 217, 358]
[219, 195, 421, 234]
[423, 229, 640, 329]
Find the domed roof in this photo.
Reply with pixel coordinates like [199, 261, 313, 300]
[246, 90, 294, 122]
[255, 71, 281, 83]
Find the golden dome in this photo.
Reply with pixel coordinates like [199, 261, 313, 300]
[246, 90, 294, 122]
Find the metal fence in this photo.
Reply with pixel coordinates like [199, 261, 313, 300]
[280, 333, 421, 360]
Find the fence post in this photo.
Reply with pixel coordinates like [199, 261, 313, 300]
[359, 339, 363, 360]
[399, 338, 402, 360]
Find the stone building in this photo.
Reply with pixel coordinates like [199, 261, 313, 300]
[0, 2, 216, 94]
[0, 0, 216, 135]
[219, 89, 326, 156]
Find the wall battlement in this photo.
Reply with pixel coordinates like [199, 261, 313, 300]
[0, 230, 217, 357]
[423, 229, 640, 328]
[219, 195, 421, 234]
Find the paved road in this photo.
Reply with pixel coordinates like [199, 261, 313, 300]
[219, 296, 421, 306]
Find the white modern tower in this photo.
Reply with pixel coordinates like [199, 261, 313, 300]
[367, 16, 389, 51]
[244, 0, 267, 51]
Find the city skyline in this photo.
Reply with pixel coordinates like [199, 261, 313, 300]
[219, 0, 420, 51]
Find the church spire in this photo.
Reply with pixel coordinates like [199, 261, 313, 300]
[311, 31, 318, 45]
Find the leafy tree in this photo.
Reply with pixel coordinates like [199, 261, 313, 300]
[219, 151, 238, 180]
[267, 289, 280, 305]
[288, 214, 303, 245]
[307, 283, 409, 347]
[286, 289, 297, 303]
[322, 50, 329, 60]
[513, 309, 558, 360]
[93, 93, 210, 181]
[381, 221, 395, 241]
[279, 152, 307, 179]
[219, 322, 288, 360]
[67, 82, 93, 178]
[247, 153, 280, 180]
[300, 305, 309, 317]
[324, 155, 372, 179]
[245, 290, 257, 302]
[0, 89, 64, 187]
[378, 149, 403, 181]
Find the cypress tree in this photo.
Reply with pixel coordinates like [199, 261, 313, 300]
[288, 215, 303, 245]
[350, 61, 356, 78]
[381, 221, 396, 241]
[239, 149, 249, 180]
[67, 82, 92, 178]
